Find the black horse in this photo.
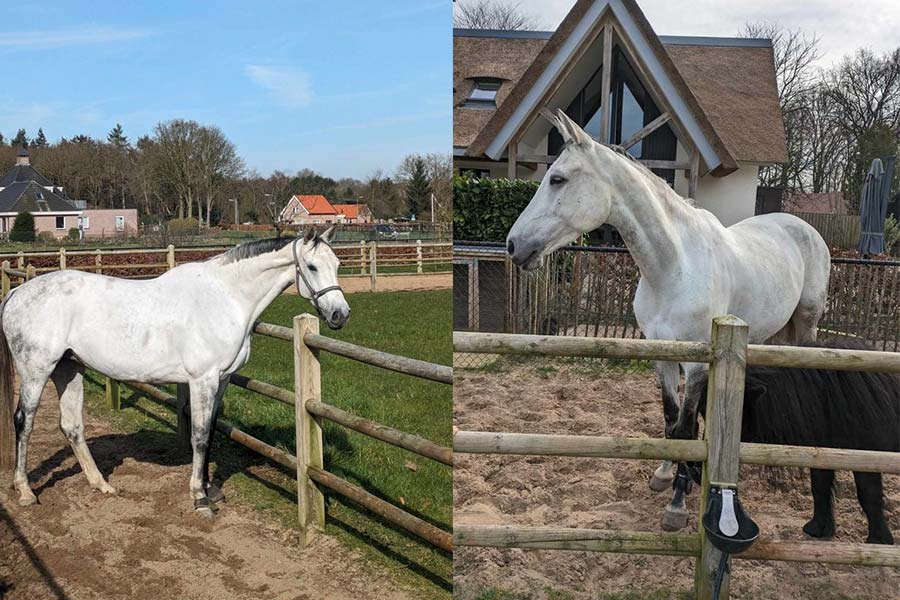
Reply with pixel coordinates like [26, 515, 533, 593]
[697, 338, 899, 545]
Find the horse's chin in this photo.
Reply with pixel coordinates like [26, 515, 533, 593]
[520, 253, 545, 271]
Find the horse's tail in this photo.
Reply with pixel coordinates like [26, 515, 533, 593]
[0, 292, 18, 470]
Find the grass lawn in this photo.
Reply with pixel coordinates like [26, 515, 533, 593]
[82, 289, 452, 597]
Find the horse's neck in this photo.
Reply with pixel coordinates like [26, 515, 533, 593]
[606, 164, 695, 286]
[206, 255, 294, 325]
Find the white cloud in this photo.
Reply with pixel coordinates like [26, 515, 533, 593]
[0, 27, 152, 51]
[245, 64, 313, 109]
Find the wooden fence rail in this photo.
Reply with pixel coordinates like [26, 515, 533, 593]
[454, 319, 900, 600]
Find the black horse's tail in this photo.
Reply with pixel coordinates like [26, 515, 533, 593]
[0, 293, 17, 471]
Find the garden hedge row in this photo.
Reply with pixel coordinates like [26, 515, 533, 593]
[452, 176, 538, 243]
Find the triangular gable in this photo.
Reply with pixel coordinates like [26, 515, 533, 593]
[467, 0, 738, 175]
[280, 196, 311, 221]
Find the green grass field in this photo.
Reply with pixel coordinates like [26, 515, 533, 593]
[82, 289, 452, 597]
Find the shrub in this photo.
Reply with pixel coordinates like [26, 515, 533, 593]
[884, 216, 900, 254]
[167, 217, 200, 236]
[453, 175, 538, 243]
[9, 211, 35, 242]
[67, 227, 81, 241]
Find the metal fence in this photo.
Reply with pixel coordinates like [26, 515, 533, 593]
[454, 243, 900, 368]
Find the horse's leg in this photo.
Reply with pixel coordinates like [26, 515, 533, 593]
[790, 300, 823, 344]
[202, 378, 228, 504]
[188, 375, 220, 517]
[650, 360, 680, 492]
[852, 471, 894, 544]
[50, 359, 115, 495]
[662, 362, 707, 531]
[13, 370, 52, 506]
[803, 469, 836, 539]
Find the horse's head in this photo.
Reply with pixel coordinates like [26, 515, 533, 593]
[293, 227, 350, 329]
[506, 109, 621, 270]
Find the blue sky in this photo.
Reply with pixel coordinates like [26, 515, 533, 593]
[1, 0, 451, 179]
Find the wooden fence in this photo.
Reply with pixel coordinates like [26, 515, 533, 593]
[0, 312, 453, 550]
[789, 212, 860, 250]
[453, 320, 900, 600]
[0, 240, 452, 292]
[454, 244, 900, 351]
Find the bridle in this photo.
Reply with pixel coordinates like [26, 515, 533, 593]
[292, 237, 343, 318]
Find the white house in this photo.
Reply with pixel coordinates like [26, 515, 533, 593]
[453, 0, 787, 227]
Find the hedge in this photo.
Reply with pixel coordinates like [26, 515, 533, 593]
[453, 175, 539, 243]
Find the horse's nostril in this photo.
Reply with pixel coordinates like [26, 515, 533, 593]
[507, 240, 515, 255]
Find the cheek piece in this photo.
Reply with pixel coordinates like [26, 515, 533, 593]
[292, 238, 343, 319]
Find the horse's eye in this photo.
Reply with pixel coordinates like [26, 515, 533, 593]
[549, 174, 567, 186]
[308, 264, 318, 272]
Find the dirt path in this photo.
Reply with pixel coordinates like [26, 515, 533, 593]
[285, 272, 451, 295]
[454, 363, 900, 600]
[0, 386, 417, 600]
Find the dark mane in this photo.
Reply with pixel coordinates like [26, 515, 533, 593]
[217, 237, 294, 264]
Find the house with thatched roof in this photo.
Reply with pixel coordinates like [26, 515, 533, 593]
[453, 0, 787, 226]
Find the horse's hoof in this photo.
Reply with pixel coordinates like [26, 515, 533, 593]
[802, 519, 834, 539]
[194, 496, 220, 518]
[205, 483, 226, 504]
[649, 472, 675, 492]
[661, 506, 689, 531]
[18, 493, 38, 507]
[93, 482, 117, 495]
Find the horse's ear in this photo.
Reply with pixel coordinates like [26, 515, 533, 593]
[303, 228, 316, 242]
[556, 108, 591, 146]
[321, 226, 335, 243]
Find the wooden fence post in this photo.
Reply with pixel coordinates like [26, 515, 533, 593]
[1, 261, 9, 299]
[95, 249, 102, 274]
[416, 239, 423, 274]
[695, 315, 749, 600]
[359, 240, 367, 275]
[167, 245, 176, 270]
[369, 241, 377, 292]
[25, 265, 35, 281]
[59, 247, 66, 270]
[294, 313, 326, 546]
[176, 383, 191, 452]
[16, 253, 23, 271]
[105, 377, 121, 410]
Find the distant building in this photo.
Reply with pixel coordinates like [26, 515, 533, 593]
[0, 149, 138, 239]
[333, 203, 374, 224]
[279, 195, 345, 225]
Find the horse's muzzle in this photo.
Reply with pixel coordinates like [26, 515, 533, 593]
[506, 236, 542, 270]
[326, 307, 350, 330]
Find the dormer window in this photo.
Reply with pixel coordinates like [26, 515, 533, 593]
[35, 191, 44, 200]
[465, 78, 501, 108]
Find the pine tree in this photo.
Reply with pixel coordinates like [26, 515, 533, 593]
[11, 128, 28, 148]
[0, 133, 5, 145]
[108, 123, 128, 147]
[404, 157, 431, 219]
[9, 211, 35, 242]
[32, 128, 48, 147]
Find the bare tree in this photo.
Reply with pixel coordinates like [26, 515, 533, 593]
[195, 125, 244, 227]
[453, 0, 541, 30]
[740, 22, 821, 189]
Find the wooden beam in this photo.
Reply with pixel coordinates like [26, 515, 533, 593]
[688, 149, 700, 199]
[638, 159, 692, 170]
[507, 139, 518, 180]
[621, 112, 670, 150]
[294, 314, 326, 547]
[599, 25, 613, 143]
[517, 154, 559, 165]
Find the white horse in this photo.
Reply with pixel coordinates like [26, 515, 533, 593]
[0, 228, 349, 516]
[506, 110, 830, 529]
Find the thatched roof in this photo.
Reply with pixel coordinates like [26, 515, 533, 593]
[453, 0, 786, 171]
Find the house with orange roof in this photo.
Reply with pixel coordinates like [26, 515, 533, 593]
[333, 203, 374, 224]
[279, 194, 344, 225]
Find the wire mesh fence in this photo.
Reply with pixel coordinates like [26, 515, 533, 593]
[454, 244, 900, 370]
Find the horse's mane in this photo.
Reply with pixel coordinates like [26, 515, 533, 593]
[216, 237, 294, 264]
[603, 143, 698, 207]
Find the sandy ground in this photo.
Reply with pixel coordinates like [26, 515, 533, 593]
[0, 385, 418, 600]
[453, 362, 900, 600]
[285, 272, 452, 295]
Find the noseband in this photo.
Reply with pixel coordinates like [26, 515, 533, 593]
[292, 238, 343, 318]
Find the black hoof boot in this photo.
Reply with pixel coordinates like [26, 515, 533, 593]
[205, 483, 226, 504]
[803, 517, 834, 539]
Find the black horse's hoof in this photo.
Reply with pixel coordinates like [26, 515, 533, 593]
[205, 483, 226, 504]
[866, 531, 895, 545]
[802, 518, 834, 539]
